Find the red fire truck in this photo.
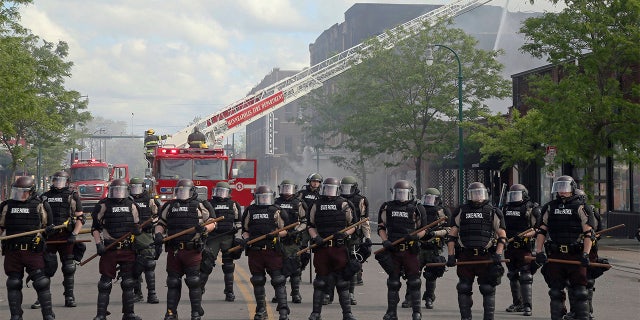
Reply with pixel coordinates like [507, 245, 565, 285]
[68, 158, 130, 212]
[147, 146, 257, 208]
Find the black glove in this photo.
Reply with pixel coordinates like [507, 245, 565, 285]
[404, 233, 420, 242]
[67, 233, 77, 244]
[382, 240, 395, 252]
[313, 235, 325, 247]
[194, 224, 207, 234]
[580, 252, 590, 267]
[265, 232, 278, 242]
[131, 225, 142, 236]
[154, 232, 164, 246]
[535, 252, 548, 265]
[446, 254, 457, 267]
[333, 232, 346, 246]
[424, 230, 436, 240]
[492, 253, 503, 265]
[96, 242, 106, 256]
[44, 224, 56, 235]
[361, 238, 372, 248]
[235, 237, 247, 248]
[154, 244, 163, 260]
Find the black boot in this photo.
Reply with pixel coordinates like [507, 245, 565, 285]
[96, 276, 112, 320]
[550, 288, 566, 320]
[337, 278, 354, 320]
[223, 262, 236, 302]
[506, 279, 523, 312]
[458, 293, 473, 320]
[166, 275, 182, 320]
[30, 271, 55, 320]
[252, 274, 267, 320]
[570, 286, 590, 320]
[272, 272, 289, 320]
[145, 269, 159, 304]
[520, 275, 533, 316]
[133, 276, 143, 303]
[407, 276, 422, 320]
[482, 291, 496, 320]
[424, 280, 436, 309]
[7, 277, 24, 320]
[184, 269, 203, 320]
[121, 274, 140, 320]
[291, 274, 302, 303]
[384, 276, 401, 320]
[349, 274, 357, 305]
[401, 285, 410, 308]
[310, 276, 326, 319]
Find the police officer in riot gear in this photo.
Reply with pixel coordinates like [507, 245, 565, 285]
[340, 175, 371, 305]
[1, 176, 57, 320]
[535, 176, 595, 320]
[129, 177, 161, 304]
[307, 177, 357, 320]
[154, 179, 216, 320]
[200, 181, 242, 301]
[296, 173, 322, 279]
[447, 181, 507, 320]
[378, 180, 427, 320]
[91, 178, 142, 320]
[402, 187, 450, 310]
[31, 171, 85, 310]
[273, 179, 307, 304]
[241, 185, 290, 320]
[503, 183, 539, 316]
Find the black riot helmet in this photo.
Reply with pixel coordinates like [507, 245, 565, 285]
[306, 173, 323, 183]
[321, 177, 340, 197]
[254, 185, 275, 205]
[421, 187, 441, 206]
[552, 175, 577, 197]
[340, 176, 358, 196]
[128, 177, 146, 196]
[278, 179, 297, 197]
[507, 184, 529, 204]
[174, 179, 196, 200]
[108, 179, 129, 199]
[213, 181, 232, 199]
[391, 180, 414, 202]
[11, 176, 36, 201]
[467, 182, 489, 204]
[51, 171, 70, 190]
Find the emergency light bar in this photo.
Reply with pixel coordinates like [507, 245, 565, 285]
[157, 148, 225, 155]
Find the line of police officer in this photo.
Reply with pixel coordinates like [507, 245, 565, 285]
[0, 173, 606, 320]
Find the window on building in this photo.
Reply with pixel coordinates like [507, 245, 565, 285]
[612, 160, 630, 211]
[633, 164, 640, 212]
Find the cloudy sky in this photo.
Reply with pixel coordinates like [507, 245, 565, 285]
[19, 0, 562, 136]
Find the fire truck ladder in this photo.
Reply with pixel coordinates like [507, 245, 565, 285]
[166, 0, 492, 148]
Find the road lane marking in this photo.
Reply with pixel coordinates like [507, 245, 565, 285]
[219, 257, 276, 320]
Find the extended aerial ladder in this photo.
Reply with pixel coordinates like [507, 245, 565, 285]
[166, 0, 492, 148]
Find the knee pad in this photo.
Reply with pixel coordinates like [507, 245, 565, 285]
[407, 276, 421, 290]
[586, 279, 595, 289]
[61, 259, 76, 275]
[520, 272, 533, 284]
[387, 277, 402, 291]
[167, 274, 182, 289]
[479, 283, 495, 296]
[120, 275, 136, 289]
[313, 277, 326, 290]
[569, 286, 588, 301]
[29, 270, 50, 291]
[143, 258, 156, 270]
[549, 288, 564, 300]
[507, 270, 519, 281]
[185, 274, 200, 289]
[251, 274, 267, 287]
[98, 275, 113, 292]
[456, 279, 473, 295]
[335, 278, 349, 290]
[222, 262, 235, 274]
[6, 276, 22, 290]
[271, 274, 286, 287]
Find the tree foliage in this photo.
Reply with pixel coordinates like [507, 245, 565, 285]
[302, 20, 510, 194]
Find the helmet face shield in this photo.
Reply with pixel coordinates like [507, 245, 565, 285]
[213, 187, 230, 198]
[10, 187, 31, 201]
[422, 194, 437, 206]
[174, 186, 192, 200]
[322, 184, 339, 197]
[108, 185, 128, 199]
[51, 176, 68, 189]
[340, 183, 355, 196]
[393, 188, 410, 202]
[507, 190, 523, 203]
[255, 193, 274, 205]
[279, 183, 296, 196]
[468, 187, 488, 202]
[129, 184, 144, 196]
[551, 180, 573, 194]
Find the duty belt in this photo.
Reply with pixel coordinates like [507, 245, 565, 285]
[397, 242, 413, 252]
[170, 241, 201, 250]
[508, 237, 530, 249]
[461, 247, 490, 256]
[421, 238, 443, 249]
[546, 242, 583, 254]
[249, 243, 276, 251]
[105, 239, 132, 250]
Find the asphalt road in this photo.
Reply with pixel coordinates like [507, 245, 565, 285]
[1, 236, 638, 320]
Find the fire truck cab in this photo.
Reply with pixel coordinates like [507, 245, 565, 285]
[68, 158, 129, 213]
[147, 146, 257, 208]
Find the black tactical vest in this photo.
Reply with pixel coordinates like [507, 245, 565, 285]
[459, 203, 495, 249]
[166, 199, 200, 244]
[43, 188, 73, 226]
[344, 194, 365, 220]
[133, 192, 154, 232]
[103, 199, 136, 239]
[275, 197, 301, 226]
[247, 204, 279, 245]
[503, 202, 532, 238]
[423, 205, 442, 226]
[3, 199, 42, 243]
[314, 197, 348, 238]
[297, 187, 320, 211]
[209, 198, 237, 234]
[385, 201, 417, 242]
[547, 198, 583, 245]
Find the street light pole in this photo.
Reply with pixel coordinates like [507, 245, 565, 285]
[426, 44, 464, 205]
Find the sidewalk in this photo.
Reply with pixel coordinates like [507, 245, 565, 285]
[594, 237, 640, 271]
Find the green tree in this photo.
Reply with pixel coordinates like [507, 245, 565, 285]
[303, 20, 510, 194]
[518, 0, 640, 192]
